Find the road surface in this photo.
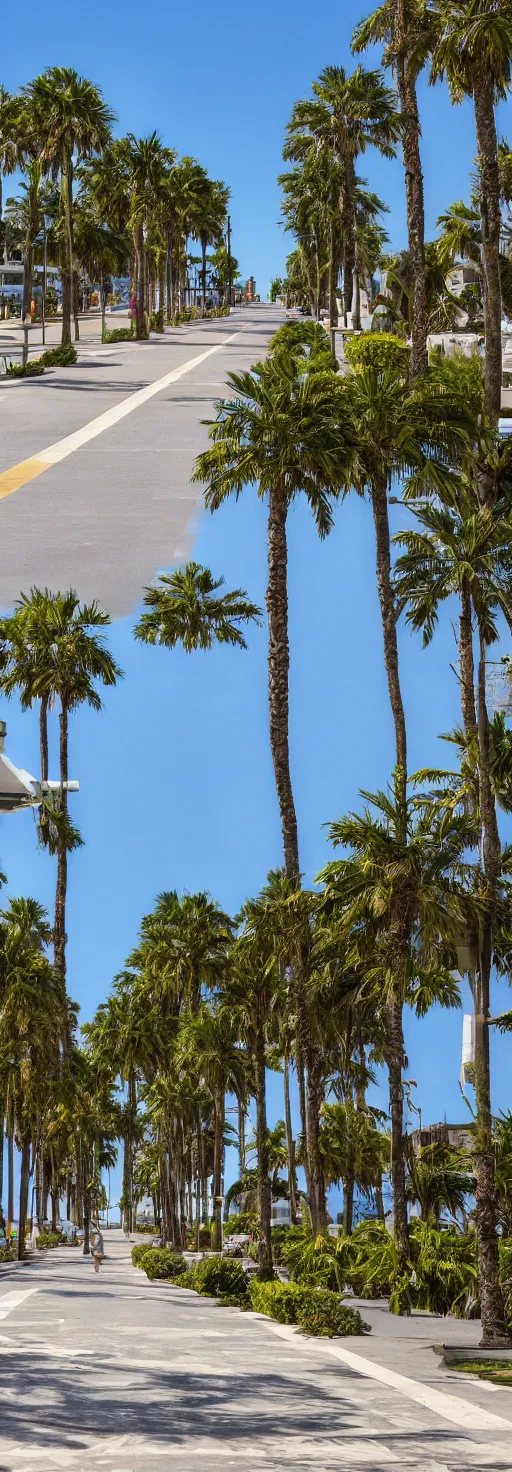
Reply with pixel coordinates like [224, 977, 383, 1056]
[0, 307, 282, 617]
[1, 1232, 512, 1470]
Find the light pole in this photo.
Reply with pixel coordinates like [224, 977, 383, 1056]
[226, 215, 232, 309]
[0, 720, 79, 811]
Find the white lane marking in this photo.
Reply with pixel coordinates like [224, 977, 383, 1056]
[0, 1289, 39, 1320]
[267, 1324, 512, 1432]
[38, 331, 242, 467]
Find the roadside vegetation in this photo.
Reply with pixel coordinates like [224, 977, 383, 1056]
[0, 70, 234, 344]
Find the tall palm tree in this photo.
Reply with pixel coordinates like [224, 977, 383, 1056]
[0, 590, 122, 984]
[318, 776, 476, 1289]
[0, 87, 20, 264]
[193, 344, 354, 1234]
[24, 67, 115, 345]
[353, 0, 437, 372]
[179, 1007, 247, 1249]
[5, 161, 49, 321]
[430, 0, 512, 419]
[134, 562, 261, 652]
[340, 350, 473, 815]
[193, 176, 229, 307]
[393, 458, 512, 1344]
[284, 65, 400, 323]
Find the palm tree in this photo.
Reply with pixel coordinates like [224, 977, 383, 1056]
[118, 133, 171, 336]
[319, 1100, 390, 1234]
[73, 207, 129, 337]
[353, 0, 437, 372]
[340, 350, 473, 816]
[5, 161, 49, 321]
[0, 590, 122, 983]
[134, 562, 261, 652]
[193, 176, 229, 307]
[179, 1007, 247, 1250]
[0, 87, 20, 264]
[24, 67, 115, 345]
[393, 454, 512, 1343]
[318, 775, 476, 1292]
[430, 0, 512, 419]
[194, 346, 353, 883]
[284, 65, 400, 323]
[407, 1140, 475, 1222]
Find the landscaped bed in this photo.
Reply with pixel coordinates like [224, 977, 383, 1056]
[451, 1359, 512, 1387]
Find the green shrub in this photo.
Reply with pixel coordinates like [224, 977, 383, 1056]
[131, 1243, 153, 1267]
[39, 345, 77, 367]
[35, 1230, 65, 1249]
[6, 358, 45, 378]
[149, 310, 164, 333]
[269, 320, 337, 369]
[282, 1226, 347, 1291]
[0, 1242, 16, 1262]
[199, 1226, 211, 1248]
[250, 1279, 304, 1323]
[224, 1211, 256, 1236]
[344, 331, 410, 375]
[217, 1290, 251, 1308]
[189, 1256, 249, 1298]
[249, 1279, 368, 1337]
[296, 1289, 367, 1338]
[102, 325, 134, 343]
[143, 1248, 188, 1280]
[134, 1221, 158, 1235]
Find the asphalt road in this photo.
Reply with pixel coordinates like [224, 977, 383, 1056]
[1, 1232, 512, 1470]
[0, 307, 282, 617]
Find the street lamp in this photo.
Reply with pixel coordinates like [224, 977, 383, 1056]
[0, 721, 79, 811]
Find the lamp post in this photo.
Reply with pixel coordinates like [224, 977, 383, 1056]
[226, 215, 232, 309]
[0, 721, 79, 811]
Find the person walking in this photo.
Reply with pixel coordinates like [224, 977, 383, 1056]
[91, 1222, 104, 1273]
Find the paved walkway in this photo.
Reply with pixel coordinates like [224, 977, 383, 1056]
[0, 1232, 511, 1469]
[0, 306, 281, 617]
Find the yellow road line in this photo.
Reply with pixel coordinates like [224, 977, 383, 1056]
[0, 456, 53, 499]
[0, 328, 242, 504]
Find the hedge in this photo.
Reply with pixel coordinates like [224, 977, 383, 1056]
[189, 1256, 249, 1298]
[142, 1248, 188, 1280]
[249, 1279, 368, 1338]
[102, 326, 135, 343]
[39, 345, 78, 367]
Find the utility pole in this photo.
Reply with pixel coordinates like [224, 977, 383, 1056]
[226, 214, 232, 308]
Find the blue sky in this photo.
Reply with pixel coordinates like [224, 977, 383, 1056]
[2, 0, 512, 1219]
[2, 0, 507, 298]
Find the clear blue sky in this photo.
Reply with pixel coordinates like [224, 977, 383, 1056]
[2, 0, 512, 1219]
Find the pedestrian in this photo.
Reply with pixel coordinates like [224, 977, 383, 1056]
[90, 1222, 104, 1273]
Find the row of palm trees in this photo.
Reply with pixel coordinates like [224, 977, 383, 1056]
[278, 0, 512, 407]
[0, 69, 230, 342]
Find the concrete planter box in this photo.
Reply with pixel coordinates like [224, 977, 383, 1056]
[438, 1344, 512, 1364]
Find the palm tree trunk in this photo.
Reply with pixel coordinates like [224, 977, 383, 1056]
[352, 254, 361, 332]
[0, 1103, 4, 1209]
[341, 164, 356, 326]
[18, 1136, 31, 1260]
[283, 1049, 298, 1225]
[371, 475, 407, 811]
[393, 1, 428, 376]
[328, 220, 338, 328]
[387, 994, 409, 1288]
[459, 581, 477, 736]
[60, 153, 73, 348]
[305, 1049, 327, 1233]
[7, 1125, 14, 1232]
[201, 238, 207, 308]
[39, 695, 50, 847]
[133, 223, 146, 340]
[255, 1027, 273, 1272]
[266, 488, 299, 879]
[342, 1169, 355, 1235]
[237, 1094, 246, 1177]
[83, 1190, 91, 1256]
[128, 1069, 137, 1234]
[475, 626, 509, 1345]
[22, 237, 34, 324]
[375, 1181, 385, 1222]
[212, 1081, 224, 1250]
[54, 703, 69, 983]
[473, 68, 502, 420]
